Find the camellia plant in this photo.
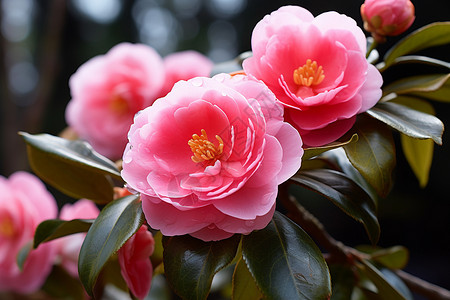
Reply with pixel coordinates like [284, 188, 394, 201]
[4, 1, 450, 299]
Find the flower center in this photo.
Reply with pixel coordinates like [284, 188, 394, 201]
[110, 94, 129, 114]
[188, 129, 224, 163]
[293, 59, 325, 87]
[0, 217, 15, 238]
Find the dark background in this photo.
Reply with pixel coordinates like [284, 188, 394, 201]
[0, 0, 449, 298]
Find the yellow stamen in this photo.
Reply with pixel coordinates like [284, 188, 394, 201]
[293, 59, 325, 87]
[0, 217, 15, 238]
[188, 129, 224, 163]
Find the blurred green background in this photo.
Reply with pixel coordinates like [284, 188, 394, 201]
[0, 0, 449, 298]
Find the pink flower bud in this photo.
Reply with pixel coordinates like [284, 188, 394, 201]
[361, 0, 415, 42]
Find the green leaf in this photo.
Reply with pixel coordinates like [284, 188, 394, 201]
[378, 269, 413, 300]
[378, 55, 450, 72]
[232, 257, 263, 300]
[330, 264, 356, 300]
[290, 169, 379, 244]
[323, 148, 378, 205]
[34, 218, 94, 248]
[409, 75, 450, 103]
[393, 97, 436, 187]
[303, 134, 358, 160]
[371, 246, 409, 270]
[78, 194, 143, 296]
[382, 74, 450, 100]
[162, 234, 240, 300]
[383, 22, 450, 69]
[343, 116, 396, 198]
[401, 135, 434, 187]
[242, 211, 331, 300]
[19, 132, 122, 204]
[16, 241, 32, 271]
[356, 259, 407, 300]
[366, 102, 444, 145]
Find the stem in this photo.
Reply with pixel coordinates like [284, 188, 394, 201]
[395, 270, 450, 300]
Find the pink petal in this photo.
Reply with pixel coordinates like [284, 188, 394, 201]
[272, 123, 303, 183]
[212, 179, 278, 220]
[357, 64, 383, 113]
[142, 195, 224, 236]
[298, 116, 356, 147]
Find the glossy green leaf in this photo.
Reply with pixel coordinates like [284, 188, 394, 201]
[378, 55, 450, 72]
[330, 264, 356, 300]
[42, 265, 86, 300]
[16, 241, 32, 271]
[163, 234, 240, 300]
[379, 269, 413, 300]
[356, 260, 406, 300]
[20, 132, 121, 204]
[323, 148, 378, 206]
[232, 258, 263, 300]
[382, 74, 450, 100]
[383, 22, 450, 69]
[410, 75, 450, 103]
[242, 212, 331, 300]
[343, 116, 396, 198]
[366, 101, 443, 145]
[290, 169, 379, 244]
[34, 218, 94, 248]
[303, 134, 358, 160]
[78, 194, 143, 296]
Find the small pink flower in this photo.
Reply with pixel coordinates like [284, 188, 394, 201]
[361, 0, 415, 42]
[56, 199, 99, 278]
[159, 50, 213, 98]
[121, 74, 303, 241]
[66, 43, 165, 159]
[0, 172, 57, 294]
[243, 6, 383, 147]
[118, 225, 154, 299]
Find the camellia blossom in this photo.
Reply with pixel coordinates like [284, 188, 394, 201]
[66, 43, 165, 159]
[243, 5, 383, 147]
[158, 50, 213, 98]
[121, 74, 303, 241]
[361, 0, 415, 42]
[0, 172, 57, 294]
[56, 199, 99, 278]
[118, 225, 154, 299]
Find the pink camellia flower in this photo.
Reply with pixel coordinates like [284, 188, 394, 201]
[56, 199, 99, 278]
[158, 50, 213, 98]
[243, 6, 383, 147]
[121, 74, 303, 241]
[0, 172, 57, 294]
[361, 0, 415, 42]
[118, 225, 154, 299]
[66, 43, 165, 159]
